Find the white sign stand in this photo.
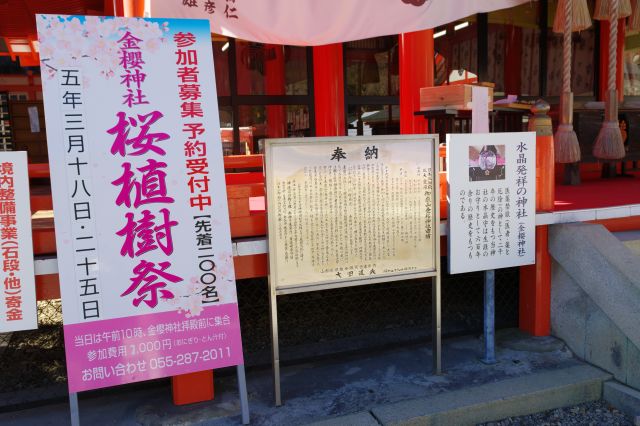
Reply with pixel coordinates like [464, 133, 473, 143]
[448, 91, 536, 364]
[265, 135, 441, 405]
[472, 87, 497, 364]
[69, 392, 79, 426]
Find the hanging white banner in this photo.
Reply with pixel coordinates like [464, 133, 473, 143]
[150, 0, 530, 46]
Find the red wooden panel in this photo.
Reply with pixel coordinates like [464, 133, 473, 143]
[171, 371, 214, 405]
[223, 154, 264, 170]
[36, 274, 61, 300]
[28, 163, 50, 178]
[234, 254, 268, 280]
[226, 185, 251, 199]
[30, 195, 53, 212]
[228, 198, 250, 218]
[32, 228, 56, 255]
[230, 215, 267, 239]
[225, 172, 264, 185]
[226, 183, 264, 199]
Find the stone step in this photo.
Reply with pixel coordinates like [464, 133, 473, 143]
[613, 230, 640, 256]
[604, 380, 640, 419]
[309, 364, 612, 426]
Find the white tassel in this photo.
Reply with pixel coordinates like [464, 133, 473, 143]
[593, 0, 626, 161]
[629, 0, 640, 31]
[553, 0, 593, 33]
[594, 0, 632, 19]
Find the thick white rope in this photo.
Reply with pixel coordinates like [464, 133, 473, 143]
[563, 0, 572, 94]
[609, 0, 619, 92]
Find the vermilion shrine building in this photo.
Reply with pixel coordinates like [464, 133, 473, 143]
[1, 0, 640, 405]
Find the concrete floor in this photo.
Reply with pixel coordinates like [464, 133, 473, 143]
[0, 329, 584, 426]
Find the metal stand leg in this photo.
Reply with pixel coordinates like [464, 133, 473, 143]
[69, 392, 80, 426]
[268, 278, 282, 406]
[432, 274, 442, 374]
[236, 364, 250, 424]
[481, 269, 497, 364]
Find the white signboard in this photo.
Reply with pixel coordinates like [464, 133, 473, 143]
[0, 151, 37, 332]
[38, 15, 244, 393]
[447, 132, 536, 274]
[265, 135, 439, 293]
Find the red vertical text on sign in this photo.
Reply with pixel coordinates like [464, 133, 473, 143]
[1, 161, 21, 321]
[173, 32, 219, 304]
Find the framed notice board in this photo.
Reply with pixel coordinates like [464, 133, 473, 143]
[265, 134, 440, 295]
[264, 134, 442, 405]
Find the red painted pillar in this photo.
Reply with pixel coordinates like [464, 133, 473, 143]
[399, 30, 434, 135]
[519, 227, 551, 335]
[266, 45, 286, 138]
[519, 102, 554, 336]
[599, 18, 626, 102]
[313, 44, 345, 136]
[398, 30, 442, 216]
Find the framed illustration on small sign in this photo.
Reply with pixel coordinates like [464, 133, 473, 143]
[447, 132, 536, 274]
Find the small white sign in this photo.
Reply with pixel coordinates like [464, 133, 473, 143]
[447, 132, 536, 274]
[471, 86, 489, 133]
[28, 106, 40, 133]
[0, 151, 37, 332]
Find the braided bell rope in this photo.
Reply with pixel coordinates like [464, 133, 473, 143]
[563, 0, 572, 95]
[609, 0, 619, 93]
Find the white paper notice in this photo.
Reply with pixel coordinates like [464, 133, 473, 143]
[28, 106, 40, 133]
[471, 86, 489, 134]
[446, 132, 536, 274]
[0, 151, 37, 332]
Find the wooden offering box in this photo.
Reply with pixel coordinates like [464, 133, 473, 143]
[420, 84, 494, 111]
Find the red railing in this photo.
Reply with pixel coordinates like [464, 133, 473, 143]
[29, 149, 449, 299]
[29, 155, 269, 299]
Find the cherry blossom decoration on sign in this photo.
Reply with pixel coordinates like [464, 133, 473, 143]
[37, 16, 169, 81]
